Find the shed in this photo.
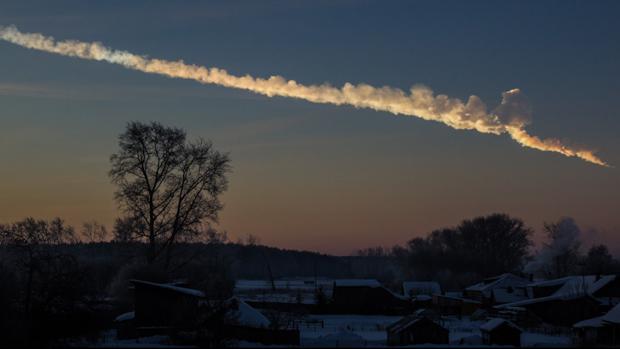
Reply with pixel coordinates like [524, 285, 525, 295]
[386, 316, 449, 346]
[480, 318, 522, 347]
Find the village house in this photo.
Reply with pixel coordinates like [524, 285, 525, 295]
[529, 275, 620, 308]
[331, 279, 413, 315]
[574, 303, 620, 346]
[464, 273, 530, 306]
[130, 279, 206, 333]
[386, 315, 449, 346]
[480, 318, 522, 347]
[497, 293, 602, 327]
[121, 279, 300, 346]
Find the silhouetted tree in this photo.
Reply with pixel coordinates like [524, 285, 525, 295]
[109, 121, 230, 265]
[583, 244, 616, 275]
[458, 213, 532, 276]
[399, 214, 532, 286]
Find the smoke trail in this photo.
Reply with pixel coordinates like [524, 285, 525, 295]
[0, 25, 607, 166]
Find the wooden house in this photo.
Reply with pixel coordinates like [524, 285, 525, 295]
[497, 293, 601, 327]
[480, 318, 522, 347]
[465, 273, 530, 306]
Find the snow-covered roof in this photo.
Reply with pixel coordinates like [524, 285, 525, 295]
[529, 275, 616, 298]
[552, 275, 610, 297]
[114, 311, 135, 322]
[130, 279, 205, 298]
[574, 303, 620, 328]
[466, 273, 530, 295]
[333, 279, 382, 287]
[480, 318, 522, 332]
[403, 281, 441, 297]
[497, 292, 594, 309]
[226, 297, 270, 328]
[574, 316, 606, 328]
[436, 293, 482, 304]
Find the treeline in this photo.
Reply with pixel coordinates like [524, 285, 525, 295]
[0, 217, 369, 347]
[358, 213, 620, 289]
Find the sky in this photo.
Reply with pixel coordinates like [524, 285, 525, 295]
[0, 0, 619, 255]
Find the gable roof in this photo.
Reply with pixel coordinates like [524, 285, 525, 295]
[225, 297, 270, 328]
[466, 274, 530, 296]
[130, 279, 205, 298]
[574, 303, 620, 328]
[496, 292, 597, 309]
[529, 275, 616, 298]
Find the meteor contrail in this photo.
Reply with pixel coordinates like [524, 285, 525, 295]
[0, 25, 607, 166]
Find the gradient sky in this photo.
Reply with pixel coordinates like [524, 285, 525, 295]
[1, 0, 619, 255]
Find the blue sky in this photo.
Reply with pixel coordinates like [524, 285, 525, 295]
[0, 1, 619, 254]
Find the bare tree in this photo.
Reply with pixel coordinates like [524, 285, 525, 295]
[81, 220, 108, 243]
[109, 121, 230, 265]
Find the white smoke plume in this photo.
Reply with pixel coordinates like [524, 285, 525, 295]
[0, 25, 608, 166]
[524, 217, 582, 276]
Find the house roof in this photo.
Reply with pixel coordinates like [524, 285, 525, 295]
[466, 274, 530, 296]
[403, 281, 441, 296]
[114, 311, 135, 322]
[130, 279, 205, 298]
[480, 318, 522, 332]
[574, 303, 620, 328]
[529, 275, 616, 298]
[496, 292, 596, 309]
[436, 293, 482, 304]
[225, 297, 270, 328]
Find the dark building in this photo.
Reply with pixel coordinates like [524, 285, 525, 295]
[497, 293, 601, 327]
[331, 279, 413, 315]
[465, 273, 530, 306]
[386, 316, 449, 346]
[480, 318, 522, 347]
[574, 303, 620, 346]
[131, 279, 206, 331]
